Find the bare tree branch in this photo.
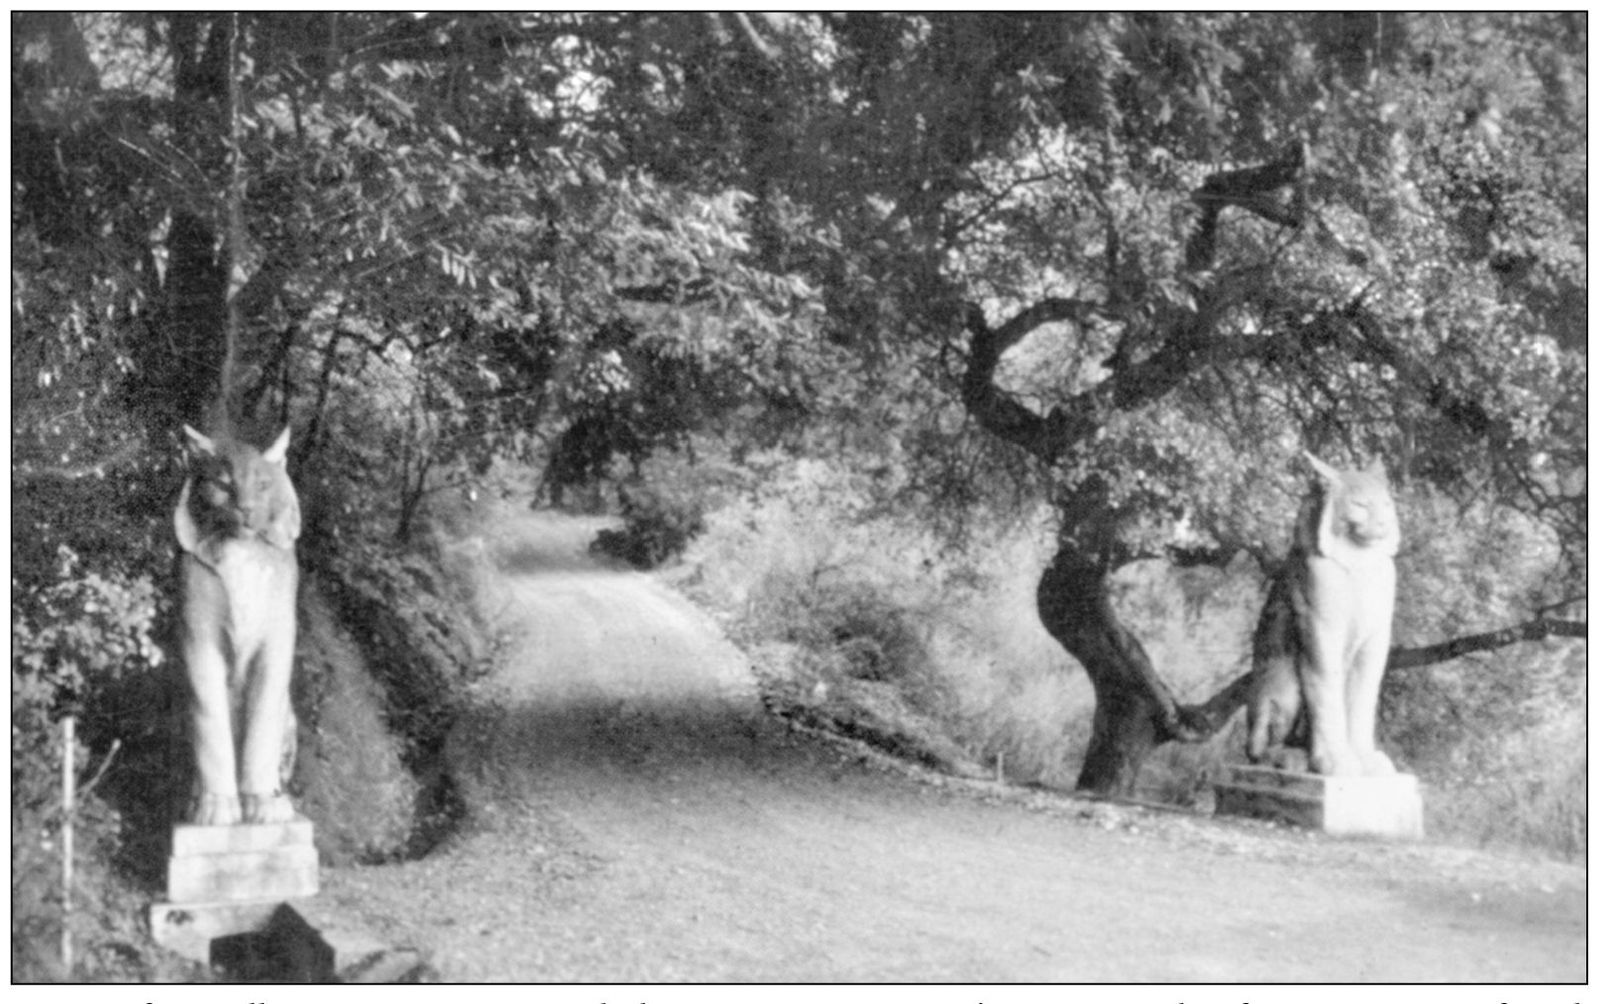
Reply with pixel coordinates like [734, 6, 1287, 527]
[1184, 614, 1585, 743]
[959, 300, 1087, 464]
[960, 273, 1242, 472]
[1388, 617, 1586, 670]
[1187, 139, 1307, 270]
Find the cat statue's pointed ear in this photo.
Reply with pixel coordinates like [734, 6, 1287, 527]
[175, 426, 212, 555]
[173, 478, 202, 555]
[1308, 478, 1340, 561]
[183, 424, 216, 457]
[1303, 450, 1341, 483]
[262, 428, 300, 548]
[262, 427, 291, 466]
[1297, 452, 1343, 560]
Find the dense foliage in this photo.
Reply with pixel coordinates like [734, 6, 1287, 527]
[11, 12, 1585, 977]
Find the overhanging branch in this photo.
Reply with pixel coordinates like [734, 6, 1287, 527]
[1186, 139, 1307, 270]
[960, 141, 1312, 464]
[1388, 617, 1586, 670]
[1181, 615, 1585, 743]
[959, 300, 1089, 464]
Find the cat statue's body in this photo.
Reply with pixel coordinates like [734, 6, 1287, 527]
[1245, 452, 1400, 777]
[174, 425, 301, 825]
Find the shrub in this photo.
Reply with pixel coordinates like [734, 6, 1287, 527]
[591, 479, 707, 569]
[679, 458, 1085, 781]
[11, 484, 177, 979]
[1407, 641, 1586, 859]
[12, 668, 80, 982]
[305, 514, 505, 857]
[586, 449, 748, 569]
[1378, 489, 1586, 856]
[11, 543, 167, 713]
[313, 529, 499, 764]
[292, 586, 420, 864]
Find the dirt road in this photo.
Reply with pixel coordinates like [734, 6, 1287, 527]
[320, 513, 1586, 983]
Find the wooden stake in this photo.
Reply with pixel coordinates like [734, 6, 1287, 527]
[61, 715, 75, 976]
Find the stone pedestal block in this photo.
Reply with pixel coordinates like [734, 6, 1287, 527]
[164, 816, 318, 902]
[1214, 765, 1424, 839]
[150, 816, 320, 964]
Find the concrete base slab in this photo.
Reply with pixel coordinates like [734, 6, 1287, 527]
[285, 900, 436, 982]
[1214, 764, 1424, 839]
[148, 900, 433, 981]
[148, 898, 301, 965]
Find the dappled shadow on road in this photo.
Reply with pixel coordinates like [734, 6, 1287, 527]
[446, 689, 809, 803]
[489, 510, 622, 576]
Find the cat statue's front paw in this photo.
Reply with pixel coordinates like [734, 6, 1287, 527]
[240, 791, 295, 825]
[190, 792, 242, 826]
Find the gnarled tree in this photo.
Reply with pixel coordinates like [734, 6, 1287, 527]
[704, 13, 1588, 795]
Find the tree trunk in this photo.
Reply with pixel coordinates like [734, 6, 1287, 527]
[1030, 479, 1223, 796]
[1036, 543, 1178, 795]
[136, 14, 234, 430]
[163, 210, 229, 425]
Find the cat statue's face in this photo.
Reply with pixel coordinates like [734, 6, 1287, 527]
[1304, 452, 1400, 561]
[176, 426, 301, 554]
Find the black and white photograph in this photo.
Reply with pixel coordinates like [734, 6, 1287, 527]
[10, 11, 1588, 989]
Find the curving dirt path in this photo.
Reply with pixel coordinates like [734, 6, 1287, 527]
[320, 513, 1586, 983]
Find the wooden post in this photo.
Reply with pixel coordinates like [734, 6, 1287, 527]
[61, 715, 75, 976]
